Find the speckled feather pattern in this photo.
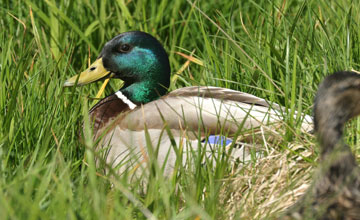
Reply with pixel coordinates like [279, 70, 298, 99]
[283, 71, 360, 220]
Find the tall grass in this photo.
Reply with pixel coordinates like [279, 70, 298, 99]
[1, 0, 360, 219]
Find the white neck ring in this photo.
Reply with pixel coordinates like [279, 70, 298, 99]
[115, 91, 137, 110]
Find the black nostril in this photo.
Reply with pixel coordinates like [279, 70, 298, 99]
[90, 66, 96, 71]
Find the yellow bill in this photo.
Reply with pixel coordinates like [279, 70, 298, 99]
[63, 58, 113, 87]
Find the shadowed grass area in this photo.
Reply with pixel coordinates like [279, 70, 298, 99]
[1, 0, 360, 219]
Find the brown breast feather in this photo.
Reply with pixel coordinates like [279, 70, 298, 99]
[89, 94, 131, 135]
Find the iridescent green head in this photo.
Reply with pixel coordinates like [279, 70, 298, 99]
[64, 31, 170, 104]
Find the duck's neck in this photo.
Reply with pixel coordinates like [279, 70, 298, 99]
[120, 80, 168, 104]
[314, 76, 360, 157]
[316, 113, 346, 157]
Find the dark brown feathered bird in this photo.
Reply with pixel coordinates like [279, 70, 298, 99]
[283, 71, 360, 220]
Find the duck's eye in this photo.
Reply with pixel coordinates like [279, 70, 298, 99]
[118, 44, 131, 53]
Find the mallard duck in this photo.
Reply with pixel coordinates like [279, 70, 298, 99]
[64, 31, 312, 177]
[283, 71, 360, 219]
